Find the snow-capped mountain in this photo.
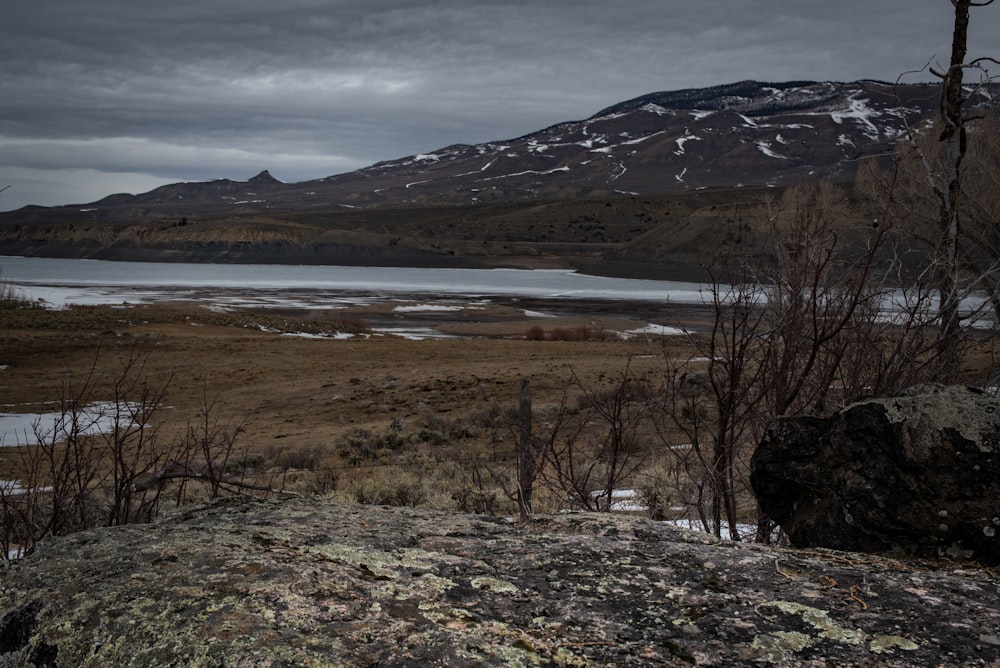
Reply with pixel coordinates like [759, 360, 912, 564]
[344, 80, 939, 206]
[2, 80, 987, 223]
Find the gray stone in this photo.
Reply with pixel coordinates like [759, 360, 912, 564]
[1, 497, 999, 665]
[751, 385, 1000, 563]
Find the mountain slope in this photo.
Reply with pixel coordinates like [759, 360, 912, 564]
[3, 80, 959, 222]
[0, 80, 991, 277]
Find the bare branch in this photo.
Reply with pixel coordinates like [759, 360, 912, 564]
[133, 460, 301, 498]
[969, 56, 1000, 68]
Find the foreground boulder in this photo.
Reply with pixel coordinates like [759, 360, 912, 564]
[751, 385, 1000, 564]
[2, 498, 999, 666]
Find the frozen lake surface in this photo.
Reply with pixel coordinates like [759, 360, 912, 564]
[0, 256, 708, 309]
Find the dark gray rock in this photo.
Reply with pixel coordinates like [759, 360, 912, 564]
[751, 385, 1000, 563]
[1, 497, 999, 666]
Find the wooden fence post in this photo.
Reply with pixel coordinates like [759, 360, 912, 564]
[517, 379, 533, 521]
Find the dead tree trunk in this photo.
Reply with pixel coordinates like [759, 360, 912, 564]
[931, 0, 995, 371]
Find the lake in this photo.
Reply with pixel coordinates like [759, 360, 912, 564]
[0, 255, 709, 309]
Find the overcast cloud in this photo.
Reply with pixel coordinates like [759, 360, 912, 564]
[2, 1, 998, 211]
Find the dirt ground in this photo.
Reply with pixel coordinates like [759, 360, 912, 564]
[0, 300, 698, 478]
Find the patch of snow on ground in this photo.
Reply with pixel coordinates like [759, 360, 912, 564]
[591, 488, 646, 512]
[372, 327, 459, 341]
[257, 326, 357, 340]
[0, 479, 48, 496]
[665, 518, 766, 541]
[624, 324, 686, 337]
[9, 286, 172, 309]
[689, 110, 714, 120]
[583, 490, 765, 540]
[393, 304, 468, 313]
[0, 402, 133, 447]
[280, 331, 356, 340]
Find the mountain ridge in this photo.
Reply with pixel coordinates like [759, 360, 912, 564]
[3, 79, 962, 220]
[0, 79, 993, 277]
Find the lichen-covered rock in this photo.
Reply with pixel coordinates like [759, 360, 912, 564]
[751, 385, 1000, 564]
[1, 497, 999, 666]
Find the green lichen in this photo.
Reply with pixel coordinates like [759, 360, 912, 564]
[763, 600, 867, 644]
[413, 573, 458, 594]
[870, 634, 920, 654]
[751, 631, 815, 662]
[471, 576, 519, 595]
[302, 541, 463, 580]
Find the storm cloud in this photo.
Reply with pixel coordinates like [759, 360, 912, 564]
[2, 1, 997, 210]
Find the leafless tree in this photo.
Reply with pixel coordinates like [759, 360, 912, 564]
[859, 1, 999, 368]
[0, 349, 273, 560]
[658, 182, 960, 541]
[540, 367, 651, 512]
[929, 0, 998, 361]
[483, 366, 652, 515]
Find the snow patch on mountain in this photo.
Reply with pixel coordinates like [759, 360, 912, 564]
[477, 166, 571, 182]
[756, 141, 788, 160]
[674, 133, 702, 155]
[824, 92, 882, 140]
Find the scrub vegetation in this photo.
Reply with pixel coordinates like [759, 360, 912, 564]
[1, 0, 997, 558]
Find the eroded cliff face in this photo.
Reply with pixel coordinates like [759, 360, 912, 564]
[1, 499, 998, 666]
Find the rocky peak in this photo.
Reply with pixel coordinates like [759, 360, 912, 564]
[247, 169, 281, 186]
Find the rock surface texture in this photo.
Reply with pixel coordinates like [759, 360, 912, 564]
[751, 385, 1000, 564]
[1, 498, 999, 666]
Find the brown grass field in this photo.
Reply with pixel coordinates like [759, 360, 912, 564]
[3, 288, 998, 541]
[0, 298, 702, 513]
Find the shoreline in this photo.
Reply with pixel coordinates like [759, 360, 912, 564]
[0, 247, 710, 283]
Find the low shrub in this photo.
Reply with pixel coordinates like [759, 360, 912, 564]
[525, 325, 546, 341]
[524, 325, 613, 341]
[345, 467, 428, 507]
[262, 442, 328, 471]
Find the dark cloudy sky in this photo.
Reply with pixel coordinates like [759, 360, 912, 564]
[2, 1, 998, 211]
